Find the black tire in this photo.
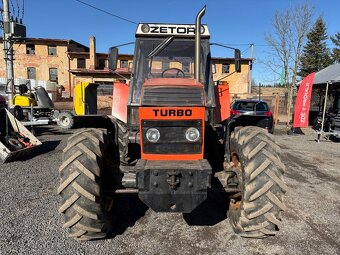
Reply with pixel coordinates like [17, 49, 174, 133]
[257, 118, 273, 133]
[58, 112, 75, 129]
[116, 119, 134, 166]
[228, 126, 287, 238]
[6, 137, 24, 151]
[58, 128, 116, 241]
[13, 105, 25, 121]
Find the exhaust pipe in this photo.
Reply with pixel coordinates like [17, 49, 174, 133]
[194, 6, 206, 82]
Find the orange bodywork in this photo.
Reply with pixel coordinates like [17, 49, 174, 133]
[139, 106, 205, 160]
[112, 82, 129, 123]
[215, 83, 231, 122]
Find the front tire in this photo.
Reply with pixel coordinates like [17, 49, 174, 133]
[58, 128, 116, 241]
[13, 105, 25, 121]
[228, 126, 287, 238]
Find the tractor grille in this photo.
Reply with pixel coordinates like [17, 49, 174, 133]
[142, 86, 204, 106]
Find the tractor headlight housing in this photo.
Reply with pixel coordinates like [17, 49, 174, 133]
[146, 128, 160, 143]
[185, 127, 200, 142]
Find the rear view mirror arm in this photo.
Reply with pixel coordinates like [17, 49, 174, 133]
[210, 42, 238, 51]
[216, 71, 236, 83]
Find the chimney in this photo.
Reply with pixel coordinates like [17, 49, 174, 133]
[89, 36, 97, 69]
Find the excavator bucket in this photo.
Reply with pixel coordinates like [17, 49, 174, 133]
[0, 109, 42, 163]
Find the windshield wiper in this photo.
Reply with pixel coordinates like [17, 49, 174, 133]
[148, 36, 174, 58]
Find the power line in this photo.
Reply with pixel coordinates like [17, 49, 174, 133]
[9, 0, 15, 17]
[16, 0, 19, 19]
[21, 0, 24, 19]
[74, 0, 137, 25]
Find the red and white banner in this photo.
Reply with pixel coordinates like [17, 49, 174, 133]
[293, 72, 316, 128]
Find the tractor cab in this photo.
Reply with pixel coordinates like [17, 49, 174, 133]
[110, 23, 216, 129]
[130, 24, 213, 104]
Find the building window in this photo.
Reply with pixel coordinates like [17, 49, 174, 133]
[96, 83, 114, 96]
[98, 59, 106, 69]
[27, 67, 36, 79]
[162, 61, 170, 69]
[77, 58, 86, 68]
[48, 45, 57, 56]
[222, 63, 230, 73]
[120, 59, 128, 68]
[26, 44, 35, 55]
[182, 62, 190, 73]
[49, 68, 58, 82]
[212, 64, 216, 74]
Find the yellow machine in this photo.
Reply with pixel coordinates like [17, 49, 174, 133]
[12, 95, 37, 107]
[57, 82, 99, 129]
[10, 84, 54, 122]
[73, 82, 99, 115]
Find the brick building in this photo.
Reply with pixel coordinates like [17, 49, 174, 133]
[0, 37, 88, 94]
[0, 36, 253, 99]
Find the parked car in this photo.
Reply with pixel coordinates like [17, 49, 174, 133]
[0, 95, 7, 109]
[230, 99, 274, 133]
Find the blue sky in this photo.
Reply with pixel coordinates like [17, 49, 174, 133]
[4, 0, 340, 84]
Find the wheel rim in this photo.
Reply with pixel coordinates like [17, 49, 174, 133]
[60, 116, 70, 126]
[229, 152, 243, 229]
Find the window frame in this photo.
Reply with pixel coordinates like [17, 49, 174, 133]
[222, 63, 230, 74]
[26, 44, 35, 55]
[48, 45, 57, 56]
[49, 68, 58, 82]
[120, 59, 129, 68]
[27, 67, 36, 79]
[98, 58, 106, 69]
[77, 58, 86, 69]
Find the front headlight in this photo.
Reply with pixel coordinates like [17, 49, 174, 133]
[146, 128, 160, 143]
[185, 127, 200, 142]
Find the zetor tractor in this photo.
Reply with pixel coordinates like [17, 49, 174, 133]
[58, 7, 286, 241]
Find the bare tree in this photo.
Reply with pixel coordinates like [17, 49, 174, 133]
[265, 10, 292, 86]
[264, 1, 313, 125]
[264, 1, 314, 86]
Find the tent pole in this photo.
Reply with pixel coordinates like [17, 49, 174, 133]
[318, 81, 329, 142]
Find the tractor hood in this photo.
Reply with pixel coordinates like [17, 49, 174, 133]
[140, 78, 206, 106]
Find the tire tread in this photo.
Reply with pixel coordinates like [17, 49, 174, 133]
[228, 126, 286, 238]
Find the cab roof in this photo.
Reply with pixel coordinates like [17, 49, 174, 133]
[136, 23, 210, 38]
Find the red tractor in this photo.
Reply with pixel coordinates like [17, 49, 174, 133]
[58, 7, 286, 240]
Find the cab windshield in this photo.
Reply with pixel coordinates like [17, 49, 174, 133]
[129, 37, 212, 105]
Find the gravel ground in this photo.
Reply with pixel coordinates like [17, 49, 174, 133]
[0, 125, 339, 255]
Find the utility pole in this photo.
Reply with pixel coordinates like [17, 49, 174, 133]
[259, 82, 261, 101]
[2, 0, 15, 105]
[248, 43, 254, 94]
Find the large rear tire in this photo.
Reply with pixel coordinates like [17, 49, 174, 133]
[58, 128, 116, 241]
[228, 126, 287, 238]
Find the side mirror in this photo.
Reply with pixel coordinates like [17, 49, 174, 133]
[108, 47, 118, 71]
[234, 49, 241, 73]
